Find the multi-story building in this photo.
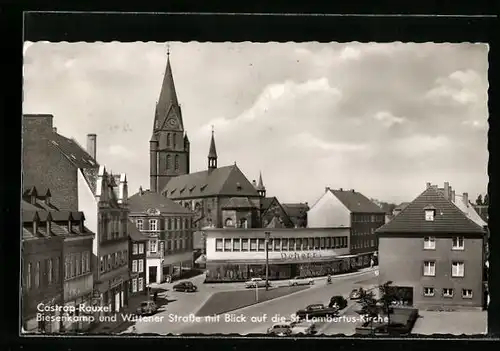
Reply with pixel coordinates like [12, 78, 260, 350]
[307, 187, 385, 268]
[129, 189, 194, 284]
[376, 183, 487, 309]
[203, 227, 352, 282]
[128, 220, 148, 296]
[22, 186, 94, 332]
[22, 114, 131, 316]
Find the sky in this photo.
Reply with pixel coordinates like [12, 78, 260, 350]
[23, 42, 489, 205]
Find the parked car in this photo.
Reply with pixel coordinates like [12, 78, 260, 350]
[266, 323, 293, 336]
[136, 301, 158, 316]
[289, 320, 317, 335]
[173, 281, 197, 292]
[349, 288, 363, 300]
[288, 276, 314, 286]
[329, 295, 348, 310]
[295, 304, 339, 320]
[245, 278, 271, 288]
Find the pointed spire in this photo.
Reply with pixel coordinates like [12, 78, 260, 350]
[257, 171, 266, 197]
[154, 44, 183, 131]
[208, 126, 217, 170]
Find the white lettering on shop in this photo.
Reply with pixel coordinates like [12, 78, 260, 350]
[280, 252, 322, 260]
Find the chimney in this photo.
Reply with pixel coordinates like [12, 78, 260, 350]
[87, 134, 97, 160]
[252, 180, 257, 187]
[52, 127, 57, 133]
[139, 186, 143, 195]
[339, 188, 343, 191]
[426, 182, 431, 189]
[463, 193, 469, 207]
[351, 189, 355, 193]
[451, 190, 456, 202]
[444, 182, 450, 200]
[325, 186, 330, 193]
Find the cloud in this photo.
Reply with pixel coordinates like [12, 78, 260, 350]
[106, 144, 135, 157]
[292, 132, 367, 152]
[425, 69, 484, 105]
[373, 111, 405, 127]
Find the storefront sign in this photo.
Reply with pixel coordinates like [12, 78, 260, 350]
[280, 252, 322, 260]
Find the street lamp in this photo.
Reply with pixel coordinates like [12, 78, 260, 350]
[265, 231, 271, 291]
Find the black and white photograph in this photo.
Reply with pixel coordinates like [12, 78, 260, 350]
[21, 40, 489, 336]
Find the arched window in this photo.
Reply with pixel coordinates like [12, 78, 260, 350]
[166, 155, 171, 170]
[167, 133, 171, 146]
[173, 133, 177, 148]
[225, 218, 233, 227]
[175, 155, 179, 170]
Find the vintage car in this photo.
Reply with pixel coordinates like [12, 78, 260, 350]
[288, 276, 315, 286]
[349, 288, 364, 300]
[173, 281, 198, 292]
[295, 304, 339, 320]
[266, 323, 293, 336]
[136, 301, 158, 316]
[245, 278, 271, 288]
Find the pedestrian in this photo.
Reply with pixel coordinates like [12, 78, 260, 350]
[370, 258, 374, 268]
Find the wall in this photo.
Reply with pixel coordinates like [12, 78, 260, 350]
[307, 191, 351, 228]
[63, 237, 94, 302]
[379, 235, 484, 308]
[350, 213, 385, 255]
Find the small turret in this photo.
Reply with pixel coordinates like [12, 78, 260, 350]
[208, 126, 218, 172]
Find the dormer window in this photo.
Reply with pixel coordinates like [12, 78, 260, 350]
[424, 205, 436, 221]
[236, 182, 242, 191]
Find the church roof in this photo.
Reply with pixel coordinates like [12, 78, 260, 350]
[257, 172, 265, 191]
[129, 190, 192, 214]
[162, 164, 260, 199]
[266, 216, 285, 228]
[377, 186, 486, 235]
[221, 197, 256, 209]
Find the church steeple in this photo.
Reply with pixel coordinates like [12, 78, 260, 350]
[208, 126, 218, 171]
[150, 45, 190, 193]
[154, 44, 183, 132]
[257, 171, 266, 197]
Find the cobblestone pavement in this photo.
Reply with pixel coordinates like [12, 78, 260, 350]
[412, 310, 487, 335]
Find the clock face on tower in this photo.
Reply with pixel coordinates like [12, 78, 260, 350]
[167, 118, 177, 128]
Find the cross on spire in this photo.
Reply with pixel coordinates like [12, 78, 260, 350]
[167, 42, 170, 56]
[211, 124, 214, 135]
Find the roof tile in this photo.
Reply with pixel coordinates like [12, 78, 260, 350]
[330, 189, 384, 213]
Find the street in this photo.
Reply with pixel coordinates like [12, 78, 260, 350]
[125, 269, 377, 335]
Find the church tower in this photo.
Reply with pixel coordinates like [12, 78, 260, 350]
[150, 46, 190, 193]
[257, 171, 266, 197]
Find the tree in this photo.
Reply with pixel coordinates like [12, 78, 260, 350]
[378, 281, 401, 325]
[484, 194, 489, 206]
[356, 289, 382, 333]
[476, 194, 483, 206]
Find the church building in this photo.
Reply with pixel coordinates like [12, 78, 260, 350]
[149, 50, 266, 230]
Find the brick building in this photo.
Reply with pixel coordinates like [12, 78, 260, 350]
[307, 187, 385, 268]
[128, 189, 194, 284]
[22, 186, 94, 333]
[128, 220, 148, 296]
[22, 114, 131, 317]
[376, 183, 487, 309]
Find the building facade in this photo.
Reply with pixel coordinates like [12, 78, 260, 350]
[203, 227, 353, 282]
[22, 187, 94, 333]
[129, 189, 194, 284]
[128, 221, 148, 296]
[376, 183, 486, 309]
[307, 187, 385, 268]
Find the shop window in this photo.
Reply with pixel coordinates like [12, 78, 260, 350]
[241, 238, 249, 251]
[250, 239, 257, 251]
[274, 238, 281, 251]
[215, 239, 223, 251]
[302, 238, 308, 250]
[282, 238, 288, 251]
[258, 239, 265, 251]
[224, 239, 232, 251]
[308, 238, 314, 250]
[320, 238, 325, 249]
[325, 237, 331, 248]
[233, 239, 241, 251]
[289, 238, 296, 251]
[314, 238, 320, 249]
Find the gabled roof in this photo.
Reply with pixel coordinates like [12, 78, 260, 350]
[162, 164, 260, 199]
[329, 189, 385, 213]
[394, 202, 410, 211]
[221, 197, 256, 209]
[49, 133, 99, 170]
[266, 216, 285, 228]
[128, 221, 149, 242]
[261, 197, 277, 212]
[129, 190, 192, 214]
[282, 203, 310, 218]
[377, 186, 486, 235]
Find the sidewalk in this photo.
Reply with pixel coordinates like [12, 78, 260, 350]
[87, 287, 168, 334]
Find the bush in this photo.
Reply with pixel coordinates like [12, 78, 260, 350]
[329, 295, 348, 310]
